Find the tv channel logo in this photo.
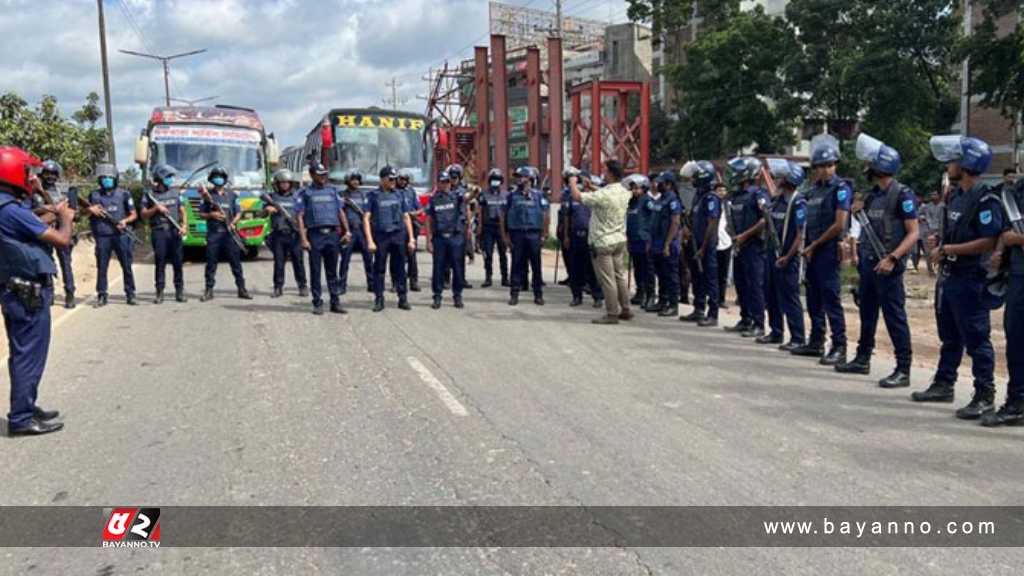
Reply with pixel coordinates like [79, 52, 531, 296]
[101, 508, 161, 548]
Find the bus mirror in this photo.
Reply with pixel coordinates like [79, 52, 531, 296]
[134, 135, 149, 165]
[267, 136, 281, 166]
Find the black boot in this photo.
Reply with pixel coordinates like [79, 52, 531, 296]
[592, 297, 604, 309]
[645, 298, 665, 313]
[680, 310, 705, 323]
[271, 287, 283, 298]
[126, 293, 138, 306]
[237, 287, 253, 300]
[330, 300, 347, 314]
[534, 295, 545, 306]
[154, 290, 164, 305]
[879, 369, 911, 389]
[820, 345, 846, 366]
[453, 295, 464, 309]
[755, 332, 783, 345]
[697, 316, 718, 327]
[741, 325, 765, 338]
[432, 295, 442, 310]
[313, 304, 325, 315]
[955, 387, 995, 420]
[95, 294, 109, 308]
[981, 400, 1024, 427]
[835, 353, 871, 375]
[508, 292, 519, 306]
[409, 280, 421, 292]
[501, 278, 510, 287]
[64, 292, 75, 309]
[373, 296, 385, 312]
[200, 288, 214, 302]
[570, 296, 583, 307]
[482, 277, 493, 288]
[630, 292, 644, 306]
[398, 296, 412, 310]
[790, 340, 825, 357]
[658, 299, 678, 317]
[299, 286, 309, 297]
[779, 340, 802, 352]
[911, 380, 955, 403]
[175, 288, 187, 303]
[723, 320, 751, 333]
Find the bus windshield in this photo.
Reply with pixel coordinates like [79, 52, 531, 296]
[328, 114, 432, 186]
[150, 124, 265, 188]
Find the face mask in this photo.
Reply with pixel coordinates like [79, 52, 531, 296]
[211, 176, 226, 187]
[100, 177, 115, 189]
[162, 176, 175, 188]
[489, 180, 502, 188]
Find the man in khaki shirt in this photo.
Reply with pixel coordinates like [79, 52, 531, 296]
[569, 159, 633, 324]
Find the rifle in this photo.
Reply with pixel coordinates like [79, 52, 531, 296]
[260, 193, 299, 231]
[199, 187, 246, 251]
[76, 190, 143, 245]
[682, 208, 703, 274]
[339, 195, 366, 247]
[759, 164, 783, 260]
[145, 191, 185, 235]
[853, 209, 887, 262]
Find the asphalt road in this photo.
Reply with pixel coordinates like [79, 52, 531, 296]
[2, 248, 1023, 574]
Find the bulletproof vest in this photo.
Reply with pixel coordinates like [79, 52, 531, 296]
[647, 192, 675, 244]
[343, 189, 368, 232]
[691, 188, 716, 248]
[400, 187, 420, 217]
[506, 188, 543, 231]
[205, 190, 235, 236]
[568, 196, 591, 233]
[150, 189, 182, 228]
[729, 186, 761, 236]
[482, 188, 505, 223]
[626, 196, 650, 243]
[269, 191, 298, 232]
[430, 191, 464, 234]
[863, 181, 909, 261]
[0, 198, 58, 283]
[946, 183, 997, 272]
[373, 189, 405, 233]
[303, 185, 342, 229]
[805, 178, 843, 242]
[91, 188, 131, 237]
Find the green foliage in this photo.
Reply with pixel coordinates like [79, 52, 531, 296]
[626, 0, 741, 42]
[961, 0, 1024, 123]
[0, 91, 110, 178]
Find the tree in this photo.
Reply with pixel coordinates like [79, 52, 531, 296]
[962, 1, 1024, 134]
[626, 0, 741, 43]
[0, 91, 110, 178]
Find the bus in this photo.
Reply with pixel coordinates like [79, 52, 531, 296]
[133, 105, 280, 258]
[298, 107, 434, 209]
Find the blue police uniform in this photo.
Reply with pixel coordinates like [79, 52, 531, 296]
[804, 175, 852, 347]
[33, 184, 76, 299]
[427, 188, 467, 297]
[298, 183, 344, 308]
[369, 187, 410, 298]
[934, 182, 1003, 394]
[200, 189, 246, 291]
[557, 196, 572, 286]
[88, 187, 137, 298]
[1003, 181, 1024, 406]
[646, 190, 682, 307]
[767, 192, 807, 344]
[627, 194, 654, 302]
[854, 180, 917, 372]
[691, 186, 721, 319]
[339, 188, 372, 293]
[267, 190, 308, 293]
[479, 186, 509, 284]
[399, 184, 421, 286]
[505, 186, 548, 297]
[564, 191, 603, 302]
[142, 189, 186, 294]
[730, 184, 769, 330]
[0, 191, 58, 430]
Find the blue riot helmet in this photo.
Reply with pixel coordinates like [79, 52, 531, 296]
[810, 134, 841, 167]
[309, 161, 329, 177]
[446, 163, 464, 181]
[437, 170, 451, 184]
[40, 159, 61, 186]
[623, 174, 650, 193]
[930, 135, 993, 176]
[397, 168, 414, 185]
[487, 168, 504, 188]
[655, 170, 678, 194]
[208, 166, 229, 187]
[522, 165, 541, 186]
[272, 168, 295, 192]
[153, 164, 177, 189]
[679, 160, 716, 189]
[379, 165, 398, 180]
[95, 163, 118, 190]
[785, 161, 806, 189]
[513, 165, 532, 187]
[856, 132, 902, 176]
[726, 157, 760, 186]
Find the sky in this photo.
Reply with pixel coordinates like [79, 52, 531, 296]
[4, 0, 631, 170]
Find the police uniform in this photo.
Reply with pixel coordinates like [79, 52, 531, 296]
[479, 185, 509, 286]
[646, 190, 682, 313]
[690, 184, 722, 322]
[557, 197, 572, 287]
[427, 186, 468, 303]
[626, 193, 653, 308]
[987, 178, 1024, 425]
[89, 186, 137, 302]
[0, 187, 60, 434]
[267, 189, 308, 295]
[142, 188, 187, 300]
[298, 182, 345, 312]
[340, 187, 372, 293]
[730, 183, 769, 335]
[200, 189, 247, 296]
[504, 185, 548, 301]
[368, 186, 410, 302]
[33, 182, 76, 305]
[767, 190, 807, 347]
[565, 191, 604, 306]
[398, 182, 422, 291]
[799, 174, 852, 354]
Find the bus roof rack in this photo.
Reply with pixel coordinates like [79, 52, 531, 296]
[215, 104, 256, 113]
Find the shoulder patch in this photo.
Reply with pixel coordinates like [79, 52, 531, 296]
[708, 198, 716, 210]
[902, 199, 915, 214]
[670, 200, 680, 210]
[980, 210, 993, 225]
[796, 208, 806, 219]
[837, 188, 849, 202]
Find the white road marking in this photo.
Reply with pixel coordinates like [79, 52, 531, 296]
[406, 356, 468, 417]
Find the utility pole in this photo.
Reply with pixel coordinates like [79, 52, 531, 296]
[119, 48, 207, 107]
[97, 0, 116, 164]
[555, 0, 562, 37]
[384, 77, 406, 110]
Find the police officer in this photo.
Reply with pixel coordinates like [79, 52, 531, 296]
[724, 157, 769, 337]
[763, 160, 808, 351]
[33, 160, 77, 308]
[339, 170, 373, 294]
[564, 169, 604, 308]
[985, 177, 1024, 426]
[679, 161, 722, 327]
[792, 135, 851, 365]
[836, 135, 919, 388]
[913, 136, 1002, 420]
[397, 169, 423, 292]
[426, 171, 471, 309]
[366, 166, 416, 312]
[297, 161, 350, 315]
[446, 164, 477, 290]
[198, 167, 252, 302]
[646, 171, 683, 316]
[265, 169, 308, 298]
[625, 174, 654, 309]
[86, 163, 138, 307]
[0, 147, 75, 435]
[501, 166, 550, 306]
[141, 164, 187, 304]
[477, 168, 510, 287]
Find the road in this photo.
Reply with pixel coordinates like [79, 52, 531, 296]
[2, 249, 1023, 574]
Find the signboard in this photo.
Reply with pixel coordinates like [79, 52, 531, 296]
[151, 125, 262, 147]
[335, 114, 425, 132]
[152, 107, 264, 131]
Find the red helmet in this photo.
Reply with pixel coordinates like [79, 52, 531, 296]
[0, 146, 42, 194]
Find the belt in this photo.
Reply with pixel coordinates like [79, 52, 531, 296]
[151, 223, 176, 231]
[573, 229, 588, 238]
[313, 227, 338, 234]
[436, 231, 462, 239]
